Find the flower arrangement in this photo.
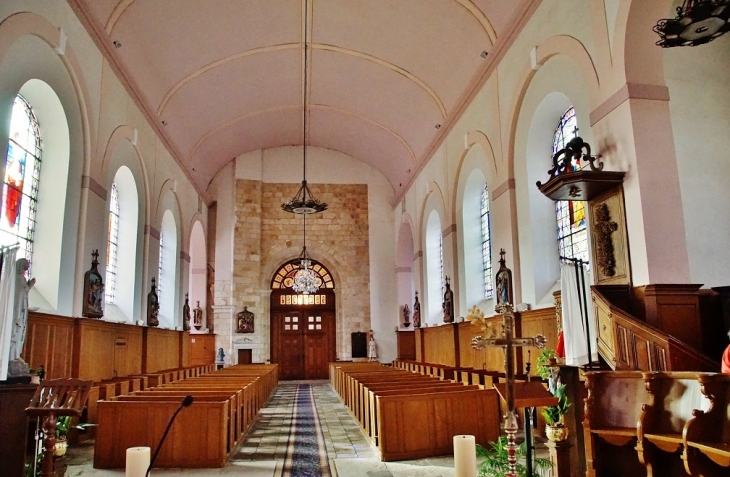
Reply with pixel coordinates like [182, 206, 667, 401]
[476, 436, 552, 477]
[467, 305, 498, 339]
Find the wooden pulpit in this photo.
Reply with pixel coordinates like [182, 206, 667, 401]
[25, 379, 92, 477]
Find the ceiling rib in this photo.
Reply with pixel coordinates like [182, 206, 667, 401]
[105, 0, 135, 34]
[453, 0, 497, 44]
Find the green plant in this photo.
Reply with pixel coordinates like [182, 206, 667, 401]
[476, 436, 552, 477]
[541, 383, 571, 425]
[535, 349, 557, 380]
[55, 415, 97, 439]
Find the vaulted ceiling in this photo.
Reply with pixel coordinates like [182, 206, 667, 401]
[69, 0, 536, 202]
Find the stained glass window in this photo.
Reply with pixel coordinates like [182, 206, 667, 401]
[158, 232, 163, 302]
[1, 95, 42, 264]
[481, 185, 493, 299]
[271, 259, 335, 290]
[553, 107, 589, 263]
[440, 234, 445, 294]
[105, 183, 120, 303]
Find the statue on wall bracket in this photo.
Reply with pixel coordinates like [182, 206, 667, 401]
[82, 249, 104, 318]
[147, 277, 159, 327]
[193, 301, 203, 330]
[412, 291, 421, 328]
[495, 249, 514, 310]
[182, 292, 191, 331]
[237, 307, 254, 333]
[442, 276, 454, 323]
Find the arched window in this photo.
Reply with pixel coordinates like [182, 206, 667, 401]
[105, 183, 120, 303]
[426, 210, 443, 324]
[481, 185, 493, 298]
[553, 107, 588, 262]
[1, 95, 42, 263]
[158, 232, 164, 304]
[440, 234, 445, 293]
[158, 210, 178, 328]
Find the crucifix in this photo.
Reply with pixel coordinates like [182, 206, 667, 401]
[471, 251, 548, 477]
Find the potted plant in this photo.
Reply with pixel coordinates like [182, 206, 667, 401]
[535, 348, 557, 381]
[476, 436, 552, 477]
[541, 383, 571, 442]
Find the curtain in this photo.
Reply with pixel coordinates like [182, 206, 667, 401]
[560, 261, 597, 366]
[0, 247, 18, 380]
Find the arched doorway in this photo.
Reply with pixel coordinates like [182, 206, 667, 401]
[270, 259, 336, 380]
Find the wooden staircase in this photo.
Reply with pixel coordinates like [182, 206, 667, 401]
[591, 285, 718, 372]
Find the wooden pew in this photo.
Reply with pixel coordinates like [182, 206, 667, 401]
[683, 374, 730, 476]
[376, 387, 500, 461]
[94, 364, 277, 468]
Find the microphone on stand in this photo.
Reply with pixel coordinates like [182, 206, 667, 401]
[146, 395, 194, 476]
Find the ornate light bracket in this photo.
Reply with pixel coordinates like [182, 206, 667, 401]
[653, 0, 730, 48]
[536, 136, 624, 202]
[281, 180, 328, 214]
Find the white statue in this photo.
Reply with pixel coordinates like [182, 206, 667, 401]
[9, 258, 35, 361]
[368, 330, 377, 362]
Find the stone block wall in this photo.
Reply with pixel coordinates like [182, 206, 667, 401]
[218, 180, 371, 362]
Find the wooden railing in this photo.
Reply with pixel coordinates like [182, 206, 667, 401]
[591, 287, 717, 372]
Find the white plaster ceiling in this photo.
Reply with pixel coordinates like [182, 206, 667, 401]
[70, 0, 533, 199]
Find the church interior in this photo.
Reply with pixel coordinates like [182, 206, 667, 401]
[1, 1, 729, 476]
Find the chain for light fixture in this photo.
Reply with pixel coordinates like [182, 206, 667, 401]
[654, 0, 730, 47]
[282, 0, 328, 214]
[292, 214, 320, 294]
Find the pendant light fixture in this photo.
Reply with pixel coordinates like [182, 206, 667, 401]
[281, 0, 328, 214]
[292, 214, 320, 294]
[654, 0, 730, 47]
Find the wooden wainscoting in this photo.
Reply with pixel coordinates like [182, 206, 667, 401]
[75, 318, 144, 381]
[189, 334, 216, 366]
[396, 331, 416, 361]
[23, 313, 75, 379]
[421, 323, 459, 367]
[144, 328, 184, 373]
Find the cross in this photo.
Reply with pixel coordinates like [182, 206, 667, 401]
[471, 303, 547, 477]
[91, 249, 99, 264]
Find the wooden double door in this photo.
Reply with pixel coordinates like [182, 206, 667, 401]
[271, 308, 336, 380]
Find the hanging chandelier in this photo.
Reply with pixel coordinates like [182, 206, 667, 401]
[292, 214, 320, 294]
[653, 0, 730, 47]
[281, 0, 328, 215]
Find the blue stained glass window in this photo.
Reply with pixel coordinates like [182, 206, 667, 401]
[553, 107, 589, 263]
[481, 185, 493, 299]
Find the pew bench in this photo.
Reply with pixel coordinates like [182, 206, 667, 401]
[683, 373, 730, 476]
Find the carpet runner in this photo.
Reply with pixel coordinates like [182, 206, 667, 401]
[282, 384, 331, 477]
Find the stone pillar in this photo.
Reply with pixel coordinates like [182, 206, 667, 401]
[213, 304, 234, 366]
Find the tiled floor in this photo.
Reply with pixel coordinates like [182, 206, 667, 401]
[64, 380, 457, 476]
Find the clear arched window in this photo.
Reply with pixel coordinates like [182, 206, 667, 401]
[481, 185, 493, 298]
[553, 107, 588, 262]
[1, 95, 42, 263]
[105, 183, 120, 303]
[440, 234, 444, 293]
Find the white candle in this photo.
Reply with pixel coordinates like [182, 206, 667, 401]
[453, 434, 477, 477]
[126, 446, 150, 477]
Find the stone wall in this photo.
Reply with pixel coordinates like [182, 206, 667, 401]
[219, 180, 370, 362]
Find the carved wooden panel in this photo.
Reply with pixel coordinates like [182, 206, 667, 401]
[589, 187, 631, 285]
[615, 323, 631, 370]
[632, 333, 653, 371]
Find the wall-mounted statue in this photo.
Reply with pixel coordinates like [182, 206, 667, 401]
[413, 291, 421, 328]
[182, 293, 191, 331]
[193, 301, 203, 330]
[147, 278, 159, 327]
[237, 306, 254, 333]
[495, 249, 514, 309]
[442, 276, 454, 323]
[402, 303, 411, 328]
[82, 250, 104, 318]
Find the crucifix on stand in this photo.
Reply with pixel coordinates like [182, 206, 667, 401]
[471, 250, 554, 477]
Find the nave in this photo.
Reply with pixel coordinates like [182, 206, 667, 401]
[64, 381, 463, 477]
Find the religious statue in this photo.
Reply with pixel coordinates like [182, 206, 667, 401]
[402, 303, 411, 328]
[495, 249, 513, 309]
[368, 330, 377, 362]
[182, 293, 191, 331]
[82, 250, 104, 318]
[147, 278, 160, 327]
[412, 291, 421, 328]
[193, 300, 203, 330]
[9, 258, 35, 362]
[442, 276, 454, 323]
[237, 306, 254, 333]
[217, 347, 225, 363]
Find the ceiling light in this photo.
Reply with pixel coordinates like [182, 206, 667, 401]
[113, 40, 122, 48]
[292, 214, 320, 294]
[654, 0, 730, 47]
[281, 0, 328, 215]
[481, 51, 489, 58]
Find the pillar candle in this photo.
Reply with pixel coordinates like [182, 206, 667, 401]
[453, 434, 477, 477]
[126, 446, 150, 477]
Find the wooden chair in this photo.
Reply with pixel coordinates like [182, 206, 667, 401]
[25, 379, 92, 477]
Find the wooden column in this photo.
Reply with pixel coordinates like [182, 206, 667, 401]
[547, 440, 572, 477]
